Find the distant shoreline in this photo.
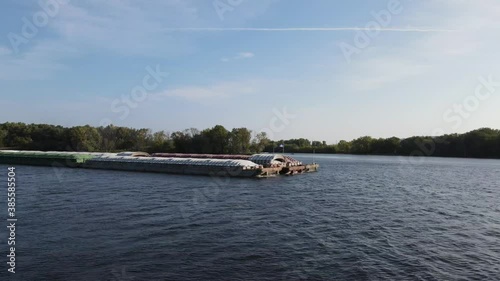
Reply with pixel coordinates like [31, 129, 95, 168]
[1, 122, 499, 160]
[285, 152, 500, 161]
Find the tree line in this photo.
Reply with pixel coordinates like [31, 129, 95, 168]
[0, 122, 499, 159]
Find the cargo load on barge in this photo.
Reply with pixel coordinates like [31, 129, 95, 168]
[0, 150, 319, 178]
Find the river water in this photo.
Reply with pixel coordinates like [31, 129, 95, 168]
[1, 154, 499, 280]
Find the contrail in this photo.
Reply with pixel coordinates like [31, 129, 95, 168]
[161, 27, 456, 32]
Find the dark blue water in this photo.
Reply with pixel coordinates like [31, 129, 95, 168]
[1, 155, 499, 280]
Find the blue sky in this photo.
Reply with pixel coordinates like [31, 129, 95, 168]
[1, 0, 499, 142]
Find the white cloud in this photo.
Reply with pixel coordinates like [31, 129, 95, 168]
[338, 0, 500, 92]
[238, 52, 255, 58]
[209, 0, 277, 24]
[343, 56, 430, 92]
[221, 52, 255, 62]
[0, 47, 12, 56]
[0, 41, 78, 80]
[48, 0, 201, 57]
[0, 1, 210, 80]
[151, 81, 257, 102]
[0, 1, 271, 80]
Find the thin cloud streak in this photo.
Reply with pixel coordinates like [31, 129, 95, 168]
[161, 27, 458, 32]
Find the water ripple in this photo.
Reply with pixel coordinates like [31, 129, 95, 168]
[1, 156, 499, 280]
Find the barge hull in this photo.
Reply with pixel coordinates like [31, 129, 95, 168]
[0, 151, 319, 178]
[81, 161, 262, 178]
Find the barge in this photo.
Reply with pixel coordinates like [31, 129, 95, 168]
[0, 150, 319, 178]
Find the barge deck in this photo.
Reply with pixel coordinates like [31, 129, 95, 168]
[0, 151, 319, 178]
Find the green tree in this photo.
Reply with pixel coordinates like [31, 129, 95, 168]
[30, 124, 67, 150]
[311, 141, 323, 147]
[171, 130, 193, 153]
[350, 136, 374, 154]
[463, 128, 500, 158]
[148, 131, 174, 153]
[229, 128, 252, 154]
[204, 125, 229, 154]
[98, 125, 118, 151]
[0, 129, 6, 147]
[335, 140, 351, 154]
[251, 132, 270, 153]
[132, 128, 150, 151]
[372, 137, 400, 155]
[1, 122, 33, 149]
[496, 134, 500, 158]
[68, 125, 102, 152]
